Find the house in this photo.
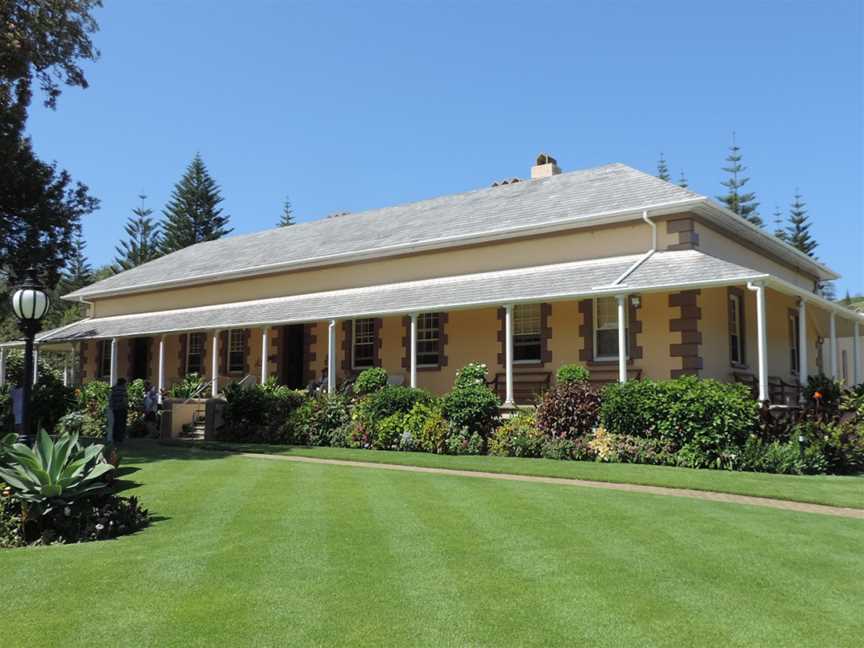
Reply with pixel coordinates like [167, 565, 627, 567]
[2, 154, 862, 407]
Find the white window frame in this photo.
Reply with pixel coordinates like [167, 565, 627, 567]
[352, 318, 375, 370]
[186, 332, 204, 376]
[789, 312, 800, 375]
[513, 303, 542, 364]
[227, 329, 246, 374]
[416, 313, 440, 368]
[729, 294, 744, 366]
[99, 339, 112, 379]
[594, 297, 627, 361]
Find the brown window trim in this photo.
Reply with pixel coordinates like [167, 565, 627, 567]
[727, 287, 747, 369]
[497, 304, 552, 369]
[788, 308, 800, 376]
[402, 313, 448, 372]
[342, 318, 381, 373]
[578, 298, 641, 365]
[222, 329, 249, 376]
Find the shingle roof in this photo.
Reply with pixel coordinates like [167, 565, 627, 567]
[41, 250, 766, 342]
[66, 163, 702, 299]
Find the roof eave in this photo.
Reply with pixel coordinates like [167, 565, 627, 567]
[691, 200, 840, 281]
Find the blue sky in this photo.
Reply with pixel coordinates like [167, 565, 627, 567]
[26, 1, 863, 294]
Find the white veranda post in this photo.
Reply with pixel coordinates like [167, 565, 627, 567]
[616, 295, 627, 383]
[261, 327, 270, 384]
[211, 330, 220, 397]
[158, 335, 166, 404]
[798, 299, 808, 387]
[109, 338, 118, 387]
[829, 312, 837, 379]
[504, 304, 514, 406]
[409, 313, 418, 389]
[327, 319, 337, 394]
[0, 347, 6, 388]
[854, 321, 861, 386]
[62, 356, 69, 386]
[749, 282, 768, 403]
[32, 345, 38, 385]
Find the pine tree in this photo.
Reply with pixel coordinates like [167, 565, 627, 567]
[717, 132, 762, 227]
[115, 195, 162, 271]
[60, 230, 93, 293]
[656, 153, 671, 182]
[161, 154, 232, 254]
[784, 191, 817, 256]
[277, 195, 295, 227]
[677, 171, 688, 189]
[772, 205, 786, 240]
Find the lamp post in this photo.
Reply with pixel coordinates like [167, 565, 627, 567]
[11, 272, 50, 443]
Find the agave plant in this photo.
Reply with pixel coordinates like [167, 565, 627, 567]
[0, 430, 114, 504]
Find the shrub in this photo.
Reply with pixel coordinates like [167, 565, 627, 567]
[736, 435, 827, 475]
[219, 382, 305, 443]
[30, 374, 75, 434]
[355, 385, 433, 422]
[601, 376, 758, 467]
[489, 412, 544, 458]
[453, 362, 488, 389]
[441, 384, 500, 438]
[353, 367, 389, 396]
[0, 492, 149, 547]
[804, 374, 845, 418]
[74, 381, 110, 437]
[285, 393, 351, 446]
[797, 420, 864, 475]
[0, 430, 114, 505]
[535, 380, 601, 439]
[373, 412, 406, 450]
[57, 411, 104, 438]
[556, 364, 590, 384]
[404, 403, 449, 454]
[169, 374, 208, 398]
[445, 427, 485, 455]
[0, 386, 12, 433]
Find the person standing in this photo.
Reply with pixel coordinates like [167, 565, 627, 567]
[142, 381, 159, 437]
[109, 378, 129, 445]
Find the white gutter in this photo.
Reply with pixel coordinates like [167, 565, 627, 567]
[40, 273, 773, 342]
[63, 197, 707, 301]
[609, 210, 656, 287]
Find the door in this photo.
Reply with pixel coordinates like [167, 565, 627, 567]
[131, 337, 151, 381]
[281, 325, 306, 388]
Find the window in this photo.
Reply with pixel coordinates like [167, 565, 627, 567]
[513, 304, 542, 363]
[416, 313, 440, 367]
[789, 312, 800, 374]
[99, 339, 112, 379]
[594, 297, 626, 360]
[729, 294, 744, 365]
[352, 319, 375, 369]
[186, 333, 204, 375]
[227, 329, 246, 373]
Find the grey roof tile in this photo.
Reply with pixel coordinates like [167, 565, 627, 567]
[40, 251, 764, 342]
[67, 163, 700, 299]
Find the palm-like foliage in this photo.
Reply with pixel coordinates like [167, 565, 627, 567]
[0, 430, 114, 504]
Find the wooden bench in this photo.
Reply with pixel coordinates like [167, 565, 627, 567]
[732, 372, 802, 406]
[487, 371, 552, 405]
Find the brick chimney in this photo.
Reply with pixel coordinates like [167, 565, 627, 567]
[531, 153, 561, 179]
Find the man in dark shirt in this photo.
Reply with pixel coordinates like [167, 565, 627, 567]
[109, 378, 129, 445]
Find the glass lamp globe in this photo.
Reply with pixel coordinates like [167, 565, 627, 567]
[11, 287, 50, 322]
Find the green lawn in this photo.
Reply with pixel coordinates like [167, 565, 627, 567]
[168, 440, 864, 510]
[0, 444, 862, 647]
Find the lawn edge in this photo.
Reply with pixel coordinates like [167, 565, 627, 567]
[153, 439, 864, 511]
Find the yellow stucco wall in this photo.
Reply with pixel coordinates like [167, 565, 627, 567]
[695, 223, 817, 290]
[79, 288, 848, 395]
[639, 292, 680, 380]
[90, 222, 658, 317]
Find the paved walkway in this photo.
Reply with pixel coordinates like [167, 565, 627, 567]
[233, 450, 864, 520]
